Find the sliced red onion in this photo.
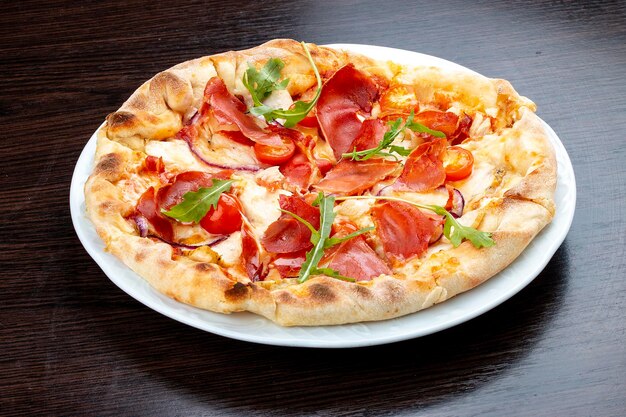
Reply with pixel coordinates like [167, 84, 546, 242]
[449, 188, 465, 218]
[429, 227, 444, 244]
[376, 184, 392, 196]
[184, 109, 200, 125]
[133, 214, 229, 248]
[183, 136, 260, 172]
[153, 234, 228, 249]
[133, 215, 149, 238]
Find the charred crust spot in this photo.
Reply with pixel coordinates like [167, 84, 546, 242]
[94, 153, 122, 176]
[134, 250, 147, 263]
[153, 71, 185, 91]
[308, 283, 336, 303]
[128, 95, 148, 111]
[353, 285, 373, 299]
[107, 111, 137, 130]
[194, 262, 214, 273]
[98, 201, 116, 212]
[165, 290, 182, 302]
[381, 280, 404, 304]
[276, 291, 295, 304]
[224, 282, 249, 302]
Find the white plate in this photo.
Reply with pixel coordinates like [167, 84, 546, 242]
[70, 44, 576, 348]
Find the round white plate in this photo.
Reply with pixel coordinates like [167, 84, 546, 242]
[70, 44, 576, 348]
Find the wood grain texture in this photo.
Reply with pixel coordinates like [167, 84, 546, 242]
[1, 0, 625, 415]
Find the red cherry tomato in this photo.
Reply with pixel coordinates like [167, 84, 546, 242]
[254, 136, 296, 165]
[298, 113, 319, 128]
[414, 111, 459, 138]
[443, 146, 474, 181]
[379, 85, 419, 115]
[199, 194, 242, 234]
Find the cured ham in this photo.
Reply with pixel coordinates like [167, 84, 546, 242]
[261, 195, 320, 253]
[156, 171, 231, 210]
[315, 159, 399, 195]
[271, 250, 307, 278]
[200, 77, 282, 146]
[242, 226, 265, 281]
[279, 152, 315, 190]
[350, 118, 387, 152]
[141, 156, 165, 174]
[451, 114, 472, 145]
[316, 65, 379, 158]
[325, 223, 391, 281]
[135, 186, 174, 241]
[371, 201, 443, 261]
[395, 137, 446, 192]
[275, 127, 320, 190]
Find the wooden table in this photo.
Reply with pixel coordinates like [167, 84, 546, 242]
[2, 1, 625, 415]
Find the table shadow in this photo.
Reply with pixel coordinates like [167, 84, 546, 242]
[93, 242, 571, 415]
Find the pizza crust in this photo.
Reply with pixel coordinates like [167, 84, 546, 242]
[85, 39, 556, 326]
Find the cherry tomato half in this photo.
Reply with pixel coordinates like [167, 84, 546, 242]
[379, 85, 419, 114]
[298, 113, 319, 128]
[414, 111, 459, 138]
[443, 146, 474, 181]
[254, 136, 296, 165]
[199, 194, 242, 235]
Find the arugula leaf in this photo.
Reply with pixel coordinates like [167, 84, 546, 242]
[389, 145, 412, 156]
[406, 117, 446, 138]
[343, 117, 405, 161]
[244, 42, 323, 128]
[310, 267, 356, 282]
[242, 58, 289, 108]
[426, 205, 495, 248]
[297, 193, 335, 283]
[342, 110, 445, 161]
[325, 226, 374, 247]
[281, 193, 373, 283]
[161, 179, 234, 223]
[334, 195, 495, 249]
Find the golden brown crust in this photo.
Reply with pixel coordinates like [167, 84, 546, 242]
[85, 39, 556, 326]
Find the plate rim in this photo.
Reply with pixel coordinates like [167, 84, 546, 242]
[70, 44, 576, 348]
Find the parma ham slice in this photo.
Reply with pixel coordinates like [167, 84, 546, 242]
[316, 64, 379, 158]
[371, 201, 443, 261]
[315, 159, 399, 195]
[325, 223, 391, 281]
[261, 195, 320, 253]
[135, 186, 174, 242]
[201, 77, 282, 146]
[395, 137, 447, 192]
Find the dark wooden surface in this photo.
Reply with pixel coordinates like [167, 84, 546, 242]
[1, 0, 625, 415]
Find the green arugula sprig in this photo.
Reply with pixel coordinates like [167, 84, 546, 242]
[335, 195, 495, 249]
[243, 41, 322, 128]
[161, 179, 234, 223]
[243, 58, 289, 107]
[281, 193, 374, 283]
[342, 111, 446, 161]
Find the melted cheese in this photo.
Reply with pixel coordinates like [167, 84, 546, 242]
[335, 199, 374, 230]
[117, 174, 157, 204]
[212, 232, 243, 266]
[174, 223, 222, 246]
[263, 89, 293, 111]
[145, 139, 207, 172]
[208, 133, 258, 165]
[386, 188, 449, 207]
[235, 175, 284, 236]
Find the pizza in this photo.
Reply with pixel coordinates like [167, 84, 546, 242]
[84, 39, 556, 326]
